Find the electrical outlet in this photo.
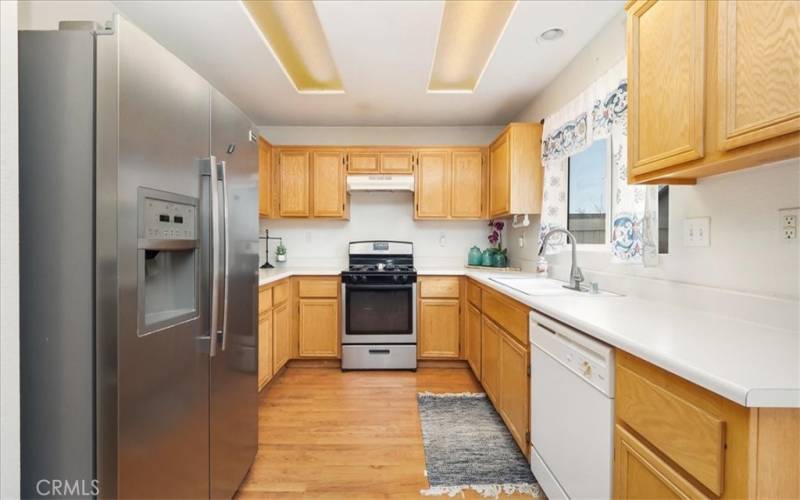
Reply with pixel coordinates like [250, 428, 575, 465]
[779, 208, 799, 241]
[684, 217, 710, 247]
[439, 232, 447, 247]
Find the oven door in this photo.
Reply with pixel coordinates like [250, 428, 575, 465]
[342, 283, 416, 344]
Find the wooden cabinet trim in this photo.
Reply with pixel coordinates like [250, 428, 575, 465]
[297, 277, 339, 298]
[419, 276, 460, 298]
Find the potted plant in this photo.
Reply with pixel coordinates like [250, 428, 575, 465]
[487, 220, 507, 267]
[275, 242, 287, 263]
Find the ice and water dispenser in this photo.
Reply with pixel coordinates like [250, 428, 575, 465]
[138, 188, 199, 335]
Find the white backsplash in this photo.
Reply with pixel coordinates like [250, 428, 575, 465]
[259, 191, 489, 269]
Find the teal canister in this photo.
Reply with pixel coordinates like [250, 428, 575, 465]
[493, 252, 508, 268]
[481, 249, 494, 267]
[467, 246, 482, 266]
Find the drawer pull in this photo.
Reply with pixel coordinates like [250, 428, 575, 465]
[369, 349, 391, 355]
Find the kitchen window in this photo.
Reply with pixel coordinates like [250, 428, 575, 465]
[567, 138, 669, 253]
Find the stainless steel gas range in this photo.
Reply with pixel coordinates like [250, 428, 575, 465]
[341, 241, 418, 370]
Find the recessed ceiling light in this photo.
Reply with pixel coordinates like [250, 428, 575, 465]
[241, 0, 344, 94]
[537, 27, 565, 44]
[428, 0, 518, 94]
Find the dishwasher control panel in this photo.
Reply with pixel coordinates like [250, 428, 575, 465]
[529, 312, 614, 396]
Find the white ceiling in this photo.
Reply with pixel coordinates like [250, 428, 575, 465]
[113, 0, 623, 127]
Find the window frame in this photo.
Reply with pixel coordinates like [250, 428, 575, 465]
[566, 138, 613, 250]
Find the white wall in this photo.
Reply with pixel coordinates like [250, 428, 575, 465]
[505, 10, 800, 328]
[258, 127, 502, 268]
[18, 0, 115, 30]
[1, 2, 20, 497]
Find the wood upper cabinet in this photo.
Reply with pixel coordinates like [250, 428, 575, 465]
[298, 298, 339, 357]
[480, 316, 502, 404]
[488, 123, 542, 217]
[626, 0, 800, 184]
[465, 303, 482, 380]
[628, 0, 706, 176]
[380, 150, 414, 174]
[277, 150, 310, 217]
[451, 151, 483, 218]
[717, 0, 800, 151]
[418, 299, 460, 359]
[311, 150, 346, 218]
[415, 150, 451, 219]
[499, 333, 529, 454]
[258, 137, 272, 218]
[347, 149, 381, 174]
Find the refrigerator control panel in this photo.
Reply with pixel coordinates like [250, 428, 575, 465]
[143, 197, 196, 240]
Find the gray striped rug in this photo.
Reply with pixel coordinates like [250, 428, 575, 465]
[417, 392, 541, 498]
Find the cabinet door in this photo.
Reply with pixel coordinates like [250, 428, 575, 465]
[258, 311, 273, 389]
[451, 151, 483, 218]
[278, 150, 310, 217]
[312, 151, 346, 217]
[614, 425, 706, 499]
[418, 299, 460, 358]
[717, 0, 800, 150]
[381, 151, 414, 174]
[481, 317, 501, 404]
[273, 301, 292, 372]
[415, 151, 450, 219]
[499, 334, 528, 454]
[298, 298, 339, 357]
[348, 150, 380, 174]
[465, 304, 482, 379]
[489, 132, 510, 217]
[628, 0, 706, 176]
[258, 138, 271, 218]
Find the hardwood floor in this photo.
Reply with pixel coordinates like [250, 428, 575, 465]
[236, 367, 532, 499]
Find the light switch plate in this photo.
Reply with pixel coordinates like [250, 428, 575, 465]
[684, 217, 710, 247]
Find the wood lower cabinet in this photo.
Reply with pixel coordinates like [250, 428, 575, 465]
[273, 301, 292, 372]
[298, 299, 339, 357]
[296, 277, 340, 358]
[257, 311, 273, 388]
[480, 316, 502, 404]
[277, 150, 310, 217]
[499, 333, 529, 453]
[465, 303, 482, 378]
[418, 299, 460, 359]
[626, 0, 800, 184]
[615, 350, 800, 499]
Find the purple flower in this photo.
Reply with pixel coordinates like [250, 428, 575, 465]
[494, 221, 504, 231]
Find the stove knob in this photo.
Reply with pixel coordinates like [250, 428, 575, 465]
[350, 275, 359, 284]
[401, 275, 409, 283]
[360, 275, 368, 283]
[393, 274, 400, 283]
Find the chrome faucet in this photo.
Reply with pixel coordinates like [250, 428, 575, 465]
[539, 228, 585, 291]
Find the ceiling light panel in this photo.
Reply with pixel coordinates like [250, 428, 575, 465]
[242, 0, 344, 93]
[428, 0, 517, 93]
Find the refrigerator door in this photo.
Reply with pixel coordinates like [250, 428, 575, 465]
[209, 89, 259, 499]
[112, 16, 211, 499]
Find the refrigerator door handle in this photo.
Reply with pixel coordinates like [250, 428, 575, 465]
[217, 160, 230, 351]
[202, 155, 220, 357]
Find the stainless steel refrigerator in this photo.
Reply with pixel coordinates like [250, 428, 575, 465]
[19, 15, 258, 499]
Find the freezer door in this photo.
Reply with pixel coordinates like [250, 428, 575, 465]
[209, 89, 259, 499]
[112, 16, 211, 499]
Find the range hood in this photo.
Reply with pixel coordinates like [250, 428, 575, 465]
[346, 174, 414, 192]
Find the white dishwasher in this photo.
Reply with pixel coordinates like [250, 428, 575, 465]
[529, 312, 614, 500]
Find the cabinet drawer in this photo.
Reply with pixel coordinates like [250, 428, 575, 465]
[467, 280, 481, 308]
[273, 280, 290, 304]
[481, 289, 528, 346]
[419, 277, 460, 298]
[258, 286, 273, 313]
[617, 362, 725, 495]
[298, 278, 339, 298]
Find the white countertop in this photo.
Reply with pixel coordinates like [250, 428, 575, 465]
[259, 265, 800, 408]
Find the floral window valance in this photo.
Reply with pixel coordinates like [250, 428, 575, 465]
[539, 59, 658, 266]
